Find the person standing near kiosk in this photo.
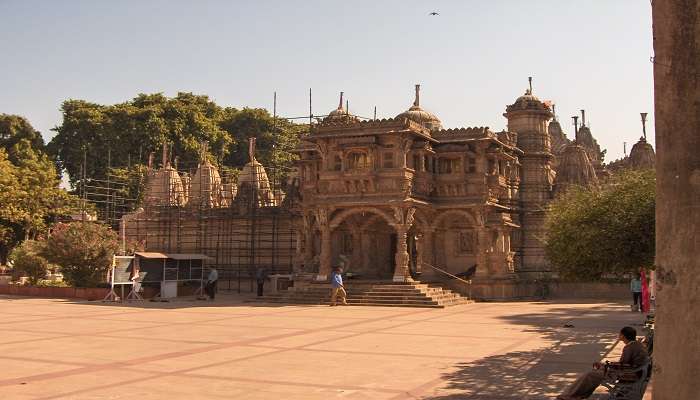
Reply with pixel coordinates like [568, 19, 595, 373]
[206, 266, 218, 301]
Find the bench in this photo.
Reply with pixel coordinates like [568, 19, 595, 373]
[600, 359, 651, 400]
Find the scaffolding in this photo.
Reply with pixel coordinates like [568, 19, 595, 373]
[108, 149, 300, 293]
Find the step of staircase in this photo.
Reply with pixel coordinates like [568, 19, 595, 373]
[250, 281, 473, 308]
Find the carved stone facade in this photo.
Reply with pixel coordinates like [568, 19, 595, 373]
[125, 84, 655, 286]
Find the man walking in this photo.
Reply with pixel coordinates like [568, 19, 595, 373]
[329, 266, 347, 306]
[205, 266, 218, 301]
[630, 275, 642, 312]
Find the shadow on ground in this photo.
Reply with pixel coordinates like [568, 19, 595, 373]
[422, 302, 637, 400]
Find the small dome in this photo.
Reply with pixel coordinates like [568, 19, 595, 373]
[505, 89, 551, 114]
[323, 92, 359, 123]
[628, 137, 655, 170]
[553, 143, 599, 195]
[396, 84, 442, 131]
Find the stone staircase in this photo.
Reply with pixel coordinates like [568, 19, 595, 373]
[252, 281, 473, 308]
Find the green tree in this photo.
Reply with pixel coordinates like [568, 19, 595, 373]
[9, 240, 51, 285]
[48, 93, 306, 188]
[42, 222, 119, 287]
[0, 149, 20, 264]
[48, 93, 235, 186]
[544, 169, 656, 280]
[0, 142, 83, 264]
[0, 114, 45, 161]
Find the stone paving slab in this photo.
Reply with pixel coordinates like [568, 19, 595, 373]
[0, 295, 645, 399]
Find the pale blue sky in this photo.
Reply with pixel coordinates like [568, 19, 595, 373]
[0, 0, 654, 161]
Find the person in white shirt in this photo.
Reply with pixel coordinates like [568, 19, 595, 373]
[205, 267, 218, 300]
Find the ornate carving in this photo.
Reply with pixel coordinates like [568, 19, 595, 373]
[392, 206, 416, 227]
[314, 207, 329, 228]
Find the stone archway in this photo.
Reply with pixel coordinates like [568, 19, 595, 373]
[329, 207, 399, 280]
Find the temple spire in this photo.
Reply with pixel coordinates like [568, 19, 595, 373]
[338, 91, 344, 109]
[414, 84, 420, 107]
[552, 104, 557, 121]
[640, 112, 648, 140]
[572, 116, 579, 143]
[581, 109, 587, 127]
[248, 137, 256, 162]
[528, 76, 533, 94]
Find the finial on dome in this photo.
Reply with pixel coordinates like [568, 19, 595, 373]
[624, 141, 627, 156]
[581, 109, 586, 127]
[248, 137, 256, 162]
[640, 112, 648, 140]
[572, 116, 579, 142]
[528, 76, 533, 95]
[338, 92, 344, 109]
[414, 84, 420, 107]
[552, 104, 557, 120]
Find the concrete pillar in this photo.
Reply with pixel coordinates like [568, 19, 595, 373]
[652, 2, 700, 399]
[393, 225, 412, 282]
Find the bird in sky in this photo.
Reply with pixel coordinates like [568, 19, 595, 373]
[429, 11, 439, 16]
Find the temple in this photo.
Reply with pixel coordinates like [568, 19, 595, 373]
[121, 81, 655, 296]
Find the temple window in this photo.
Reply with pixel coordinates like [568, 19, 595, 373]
[438, 158, 462, 174]
[412, 154, 421, 170]
[467, 157, 477, 173]
[347, 151, 370, 170]
[333, 155, 342, 171]
[383, 152, 395, 169]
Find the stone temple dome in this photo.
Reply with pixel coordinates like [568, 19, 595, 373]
[553, 142, 599, 196]
[144, 146, 186, 207]
[323, 92, 359, 123]
[396, 84, 443, 131]
[505, 78, 552, 115]
[628, 136, 656, 170]
[237, 137, 277, 207]
[189, 159, 223, 208]
[548, 105, 571, 156]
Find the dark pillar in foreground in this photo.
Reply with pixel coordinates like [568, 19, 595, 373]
[652, 1, 700, 399]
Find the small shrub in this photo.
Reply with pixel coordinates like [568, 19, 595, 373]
[8, 240, 50, 285]
[42, 222, 119, 287]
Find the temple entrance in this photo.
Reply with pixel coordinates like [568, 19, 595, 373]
[327, 209, 398, 280]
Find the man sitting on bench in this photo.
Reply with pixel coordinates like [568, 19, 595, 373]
[557, 326, 649, 400]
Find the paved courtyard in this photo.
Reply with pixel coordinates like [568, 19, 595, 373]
[0, 295, 644, 399]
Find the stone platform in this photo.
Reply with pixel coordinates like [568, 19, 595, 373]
[0, 295, 645, 399]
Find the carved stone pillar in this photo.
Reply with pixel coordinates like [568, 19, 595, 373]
[474, 209, 491, 279]
[314, 208, 332, 281]
[318, 227, 332, 281]
[302, 213, 314, 271]
[391, 205, 416, 282]
[393, 225, 412, 282]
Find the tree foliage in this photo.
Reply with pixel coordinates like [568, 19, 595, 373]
[544, 169, 656, 281]
[0, 114, 45, 162]
[0, 140, 82, 264]
[9, 240, 51, 285]
[48, 93, 304, 187]
[41, 222, 119, 287]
